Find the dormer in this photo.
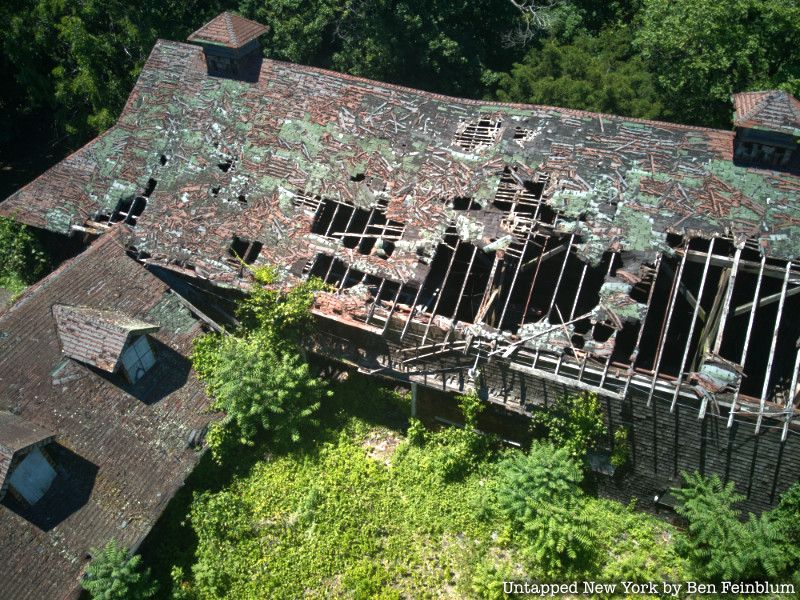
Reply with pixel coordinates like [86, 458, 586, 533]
[187, 12, 269, 79]
[0, 413, 56, 505]
[53, 305, 160, 384]
[732, 90, 800, 170]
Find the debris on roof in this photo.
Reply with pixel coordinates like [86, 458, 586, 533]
[1, 15, 799, 439]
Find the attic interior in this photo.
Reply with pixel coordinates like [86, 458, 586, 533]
[300, 164, 800, 438]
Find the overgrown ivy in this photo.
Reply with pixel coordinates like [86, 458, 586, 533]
[530, 391, 606, 464]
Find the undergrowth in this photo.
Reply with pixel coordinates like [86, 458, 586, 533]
[142, 375, 688, 599]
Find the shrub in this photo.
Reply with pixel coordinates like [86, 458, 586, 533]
[673, 472, 794, 581]
[81, 540, 157, 600]
[406, 417, 427, 446]
[425, 392, 496, 481]
[610, 426, 630, 469]
[771, 481, 800, 545]
[469, 558, 514, 600]
[530, 392, 606, 463]
[495, 442, 596, 575]
[191, 266, 330, 454]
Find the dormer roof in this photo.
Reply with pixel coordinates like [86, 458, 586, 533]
[732, 90, 800, 137]
[52, 305, 159, 372]
[187, 12, 268, 49]
[0, 413, 55, 501]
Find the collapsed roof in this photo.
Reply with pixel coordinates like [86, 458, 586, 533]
[1, 18, 800, 436]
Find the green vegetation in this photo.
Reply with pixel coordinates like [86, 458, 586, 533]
[496, 26, 665, 120]
[192, 266, 329, 455]
[530, 391, 606, 463]
[142, 376, 692, 599]
[1, 0, 797, 150]
[494, 443, 595, 575]
[82, 539, 157, 600]
[634, 0, 800, 127]
[0, 216, 47, 296]
[405, 391, 497, 481]
[673, 472, 800, 582]
[136, 263, 800, 597]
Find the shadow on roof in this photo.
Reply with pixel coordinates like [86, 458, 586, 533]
[87, 337, 193, 406]
[2, 443, 98, 531]
[207, 53, 263, 84]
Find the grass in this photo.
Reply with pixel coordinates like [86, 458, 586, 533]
[140, 375, 688, 599]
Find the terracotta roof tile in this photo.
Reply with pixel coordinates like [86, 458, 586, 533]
[0, 230, 212, 600]
[732, 90, 800, 137]
[187, 12, 268, 48]
[53, 305, 159, 372]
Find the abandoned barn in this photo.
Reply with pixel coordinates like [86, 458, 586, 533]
[2, 9, 800, 541]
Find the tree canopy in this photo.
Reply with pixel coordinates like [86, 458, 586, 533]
[0, 0, 797, 176]
[634, 0, 800, 127]
[496, 26, 664, 120]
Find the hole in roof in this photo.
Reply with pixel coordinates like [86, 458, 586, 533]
[228, 236, 262, 265]
[159, 154, 168, 166]
[450, 197, 481, 210]
[218, 160, 233, 173]
[350, 173, 366, 182]
[311, 198, 404, 258]
[237, 194, 247, 205]
[454, 117, 502, 152]
[211, 187, 220, 196]
[143, 178, 157, 197]
[111, 196, 147, 226]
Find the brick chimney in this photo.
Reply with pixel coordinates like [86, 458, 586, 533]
[187, 12, 269, 78]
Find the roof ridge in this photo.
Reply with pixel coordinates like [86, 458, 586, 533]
[223, 12, 237, 46]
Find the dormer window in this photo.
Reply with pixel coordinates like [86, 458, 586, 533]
[0, 412, 57, 506]
[52, 305, 160, 384]
[120, 335, 156, 384]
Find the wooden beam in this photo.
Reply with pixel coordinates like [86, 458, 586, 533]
[670, 239, 715, 413]
[756, 263, 791, 433]
[728, 255, 766, 428]
[679, 248, 798, 281]
[647, 241, 689, 408]
[733, 285, 800, 317]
